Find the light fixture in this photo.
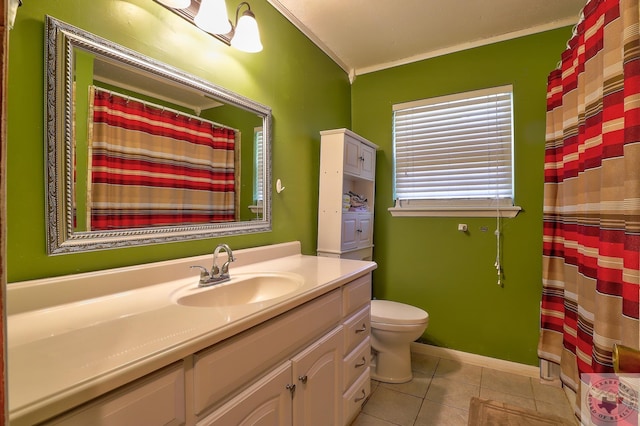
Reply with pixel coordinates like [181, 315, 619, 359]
[229, 2, 263, 53]
[156, 0, 263, 53]
[156, 0, 191, 8]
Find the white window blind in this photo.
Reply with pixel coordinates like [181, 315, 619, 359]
[392, 86, 514, 209]
[254, 127, 264, 201]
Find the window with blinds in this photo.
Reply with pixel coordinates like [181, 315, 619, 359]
[391, 85, 517, 217]
[254, 127, 264, 202]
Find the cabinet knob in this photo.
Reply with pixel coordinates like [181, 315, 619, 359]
[355, 356, 367, 368]
[286, 383, 296, 395]
[357, 229, 363, 233]
[298, 375, 308, 384]
[355, 323, 367, 333]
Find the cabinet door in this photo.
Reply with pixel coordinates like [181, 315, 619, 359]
[198, 362, 292, 426]
[341, 214, 358, 251]
[343, 137, 361, 176]
[356, 214, 372, 247]
[291, 327, 343, 426]
[44, 364, 185, 426]
[359, 143, 376, 180]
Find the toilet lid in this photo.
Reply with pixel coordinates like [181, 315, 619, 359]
[370, 299, 429, 325]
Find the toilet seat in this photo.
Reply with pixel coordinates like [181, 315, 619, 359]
[370, 300, 428, 325]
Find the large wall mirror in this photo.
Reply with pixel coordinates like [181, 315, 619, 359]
[45, 16, 271, 254]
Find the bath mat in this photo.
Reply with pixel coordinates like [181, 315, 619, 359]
[468, 397, 574, 425]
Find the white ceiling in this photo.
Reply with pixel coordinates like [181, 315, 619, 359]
[266, 0, 587, 78]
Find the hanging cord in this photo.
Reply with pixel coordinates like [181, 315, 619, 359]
[491, 93, 503, 287]
[495, 211, 502, 287]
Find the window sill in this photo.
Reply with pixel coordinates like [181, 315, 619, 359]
[388, 205, 521, 218]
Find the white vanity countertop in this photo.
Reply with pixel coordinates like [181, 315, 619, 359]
[7, 242, 376, 424]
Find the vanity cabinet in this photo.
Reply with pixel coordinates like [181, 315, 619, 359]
[30, 272, 372, 426]
[317, 129, 378, 261]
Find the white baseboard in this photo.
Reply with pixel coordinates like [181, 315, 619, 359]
[410, 342, 540, 379]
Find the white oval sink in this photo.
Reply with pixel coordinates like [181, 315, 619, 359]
[174, 272, 304, 308]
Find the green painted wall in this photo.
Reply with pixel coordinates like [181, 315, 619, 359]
[351, 28, 572, 365]
[7, 0, 350, 282]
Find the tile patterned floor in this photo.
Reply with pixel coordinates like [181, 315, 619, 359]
[352, 353, 577, 426]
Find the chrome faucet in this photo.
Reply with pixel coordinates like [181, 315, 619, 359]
[212, 243, 235, 280]
[190, 243, 235, 287]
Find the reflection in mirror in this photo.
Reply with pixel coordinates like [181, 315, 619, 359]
[45, 16, 271, 254]
[250, 127, 264, 219]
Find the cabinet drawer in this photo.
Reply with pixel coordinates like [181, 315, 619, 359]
[194, 289, 342, 415]
[342, 274, 371, 316]
[343, 337, 370, 391]
[44, 363, 184, 426]
[343, 305, 370, 355]
[342, 370, 370, 426]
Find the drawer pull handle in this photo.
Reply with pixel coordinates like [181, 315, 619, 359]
[298, 375, 308, 384]
[354, 389, 367, 402]
[355, 357, 366, 368]
[355, 324, 367, 333]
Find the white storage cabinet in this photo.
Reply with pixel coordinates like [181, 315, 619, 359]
[317, 129, 378, 260]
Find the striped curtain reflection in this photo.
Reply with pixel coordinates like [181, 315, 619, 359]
[88, 87, 238, 230]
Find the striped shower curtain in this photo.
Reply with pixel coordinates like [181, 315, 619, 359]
[538, 0, 640, 418]
[88, 87, 238, 230]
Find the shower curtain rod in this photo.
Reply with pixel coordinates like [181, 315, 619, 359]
[92, 86, 237, 133]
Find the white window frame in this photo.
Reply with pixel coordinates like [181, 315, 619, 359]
[253, 127, 264, 202]
[389, 85, 521, 218]
[248, 127, 264, 217]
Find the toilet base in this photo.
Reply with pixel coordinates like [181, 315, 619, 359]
[370, 369, 413, 384]
[369, 348, 413, 384]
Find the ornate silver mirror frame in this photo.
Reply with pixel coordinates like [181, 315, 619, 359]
[44, 16, 272, 254]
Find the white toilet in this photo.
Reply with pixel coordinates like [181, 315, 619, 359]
[370, 299, 429, 383]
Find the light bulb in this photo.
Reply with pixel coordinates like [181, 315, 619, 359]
[230, 11, 262, 52]
[194, 0, 232, 35]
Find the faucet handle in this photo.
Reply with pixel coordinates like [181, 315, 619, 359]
[190, 265, 211, 282]
[221, 260, 232, 275]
